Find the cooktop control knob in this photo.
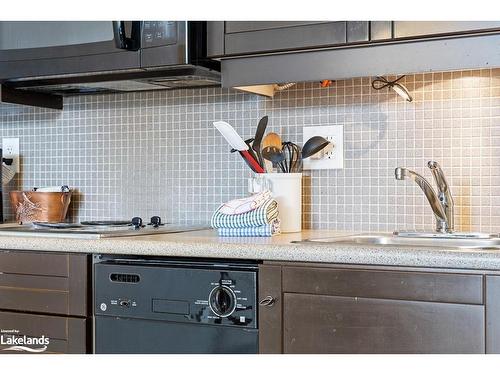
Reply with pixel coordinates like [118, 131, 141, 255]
[208, 285, 236, 318]
[148, 216, 164, 228]
[131, 217, 144, 229]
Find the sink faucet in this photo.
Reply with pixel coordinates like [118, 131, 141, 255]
[395, 161, 454, 233]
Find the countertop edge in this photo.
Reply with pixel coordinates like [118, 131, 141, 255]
[1, 229, 500, 271]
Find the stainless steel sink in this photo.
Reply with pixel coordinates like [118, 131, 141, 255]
[294, 232, 500, 249]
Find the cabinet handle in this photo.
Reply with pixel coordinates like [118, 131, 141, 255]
[259, 295, 276, 306]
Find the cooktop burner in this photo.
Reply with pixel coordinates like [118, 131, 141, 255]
[32, 222, 84, 229]
[32, 220, 132, 229]
[80, 220, 131, 226]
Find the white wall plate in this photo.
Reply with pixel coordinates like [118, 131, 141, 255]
[2, 137, 20, 173]
[302, 125, 344, 170]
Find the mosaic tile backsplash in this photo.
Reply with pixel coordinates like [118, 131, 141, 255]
[1, 68, 499, 232]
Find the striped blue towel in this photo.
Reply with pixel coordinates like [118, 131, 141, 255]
[211, 198, 279, 228]
[218, 219, 281, 237]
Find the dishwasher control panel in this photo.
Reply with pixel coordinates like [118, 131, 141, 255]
[93, 257, 258, 328]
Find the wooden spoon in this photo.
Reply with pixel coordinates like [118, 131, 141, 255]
[262, 132, 282, 150]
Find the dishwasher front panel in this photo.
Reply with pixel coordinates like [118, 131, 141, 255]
[95, 316, 258, 354]
[93, 257, 259, 354]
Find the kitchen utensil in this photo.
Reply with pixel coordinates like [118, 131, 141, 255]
[229, 138, 262, 173]
[245, 140, 259, 164]
[262, 132, 282, 151]
[262, 146, 286, 173]
[252, 116, 268, 167]
[262, 132, 283, 172]
[10, 191, 72, 224]
[230, 138, 254, 154]
[214, 121, 265, 173]
[291, 143, 302, 172]
[282, 142, 302, 173]
[301, 136, 331, 159]
[281, 142, 291, 173]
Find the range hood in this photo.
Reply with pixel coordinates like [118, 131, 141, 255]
[7, 66, 221, 96]
[1, 65, 220, 110]
[0, 21, 221, 109]
[0, 84, 63, 109]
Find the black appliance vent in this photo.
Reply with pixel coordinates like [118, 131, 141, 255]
[110, 273, 140, 283]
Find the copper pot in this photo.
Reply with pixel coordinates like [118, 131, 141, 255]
[9, 191, 72, 224]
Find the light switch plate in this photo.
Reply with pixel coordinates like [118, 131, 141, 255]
[2, 138, 20, 173]
[302, 125, 344, 170]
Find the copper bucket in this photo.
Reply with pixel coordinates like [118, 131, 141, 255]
[9, 191, 72, 224]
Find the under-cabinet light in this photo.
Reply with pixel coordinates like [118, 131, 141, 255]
[371, 75, 413, 102]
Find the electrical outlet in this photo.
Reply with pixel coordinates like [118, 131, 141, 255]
[2, 138, 20, 173]
[302, 126, 344, 170]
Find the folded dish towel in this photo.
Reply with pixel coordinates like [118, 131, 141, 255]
[219, 190, 272, 215]
[211, 198, 279, 229]
[218, 219, 281, 237]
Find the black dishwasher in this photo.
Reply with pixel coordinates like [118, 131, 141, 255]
[93, 255, 258, 354]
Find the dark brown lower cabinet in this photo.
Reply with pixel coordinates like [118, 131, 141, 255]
[259, 263, 490, 354]
[0, 250, 91, 354]
[0, 311, 89, 354]
[283, 294, 484, 353]
[486, 275, 500, 353]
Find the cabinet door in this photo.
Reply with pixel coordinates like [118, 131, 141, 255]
[283, 293, 485, 354]
[224, 22, 346, 55]
[0, 251, 90, 316]
[258, 264, 282, 354]
[347, 21, 369, 43]
[486, 276, 500, 353]
[225, 22, 325, 34]
[370, 21, 392, 40]
[0, 311, 89, 354]
[394, 21, 500, 39]
[282, 266, 483, 304]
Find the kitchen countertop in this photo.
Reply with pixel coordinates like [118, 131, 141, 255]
[1, 226, 500, 270]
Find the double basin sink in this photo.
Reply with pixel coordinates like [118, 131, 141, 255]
[295, 232, 500, 250]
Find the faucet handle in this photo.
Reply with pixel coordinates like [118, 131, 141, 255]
[427, 161, 449, 193]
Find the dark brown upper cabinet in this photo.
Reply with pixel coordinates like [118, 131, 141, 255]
[394, 21, 500, 38]
[210, 21, 500, 58]
[223, 22, 346, 56]
[211, 21, 500, 88]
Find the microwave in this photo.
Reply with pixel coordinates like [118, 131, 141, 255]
[0, 21, 220, 96]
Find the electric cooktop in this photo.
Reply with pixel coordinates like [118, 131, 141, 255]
[0, 216, 207, 239]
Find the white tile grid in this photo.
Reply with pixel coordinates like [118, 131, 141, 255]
[0, 68, 499, 232]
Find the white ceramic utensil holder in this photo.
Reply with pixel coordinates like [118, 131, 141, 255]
[253, 173, 302, 233]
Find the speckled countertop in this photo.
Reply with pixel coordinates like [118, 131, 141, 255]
[1, 225, 500, 270]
